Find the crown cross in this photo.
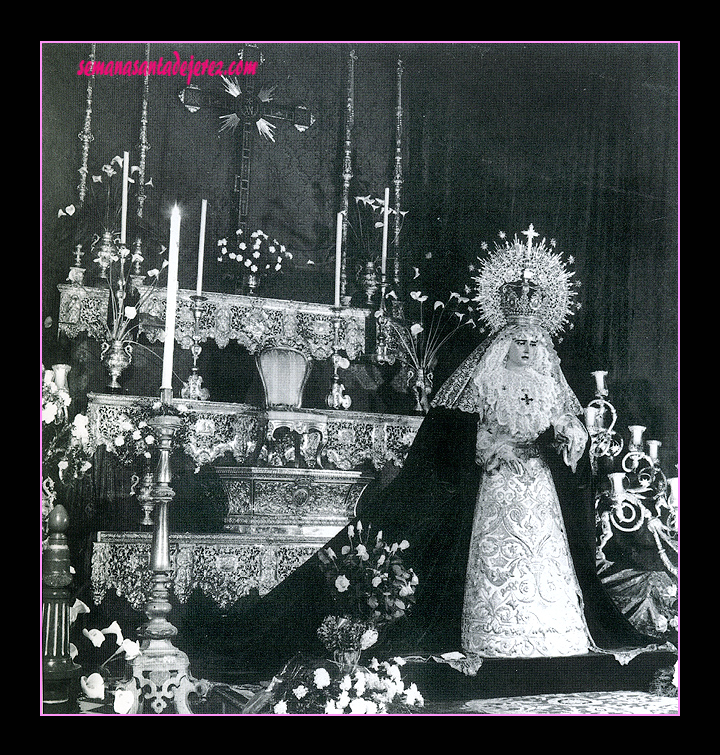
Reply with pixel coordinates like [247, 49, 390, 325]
[522, 224, 540, 249]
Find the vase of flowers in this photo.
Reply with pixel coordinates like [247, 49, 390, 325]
[217, 228, 292, 295]
[382, 287, 475, 413]
[57, 154, 167, 391]
[347, 194, 407, 304]
[316, 521, 418, 664]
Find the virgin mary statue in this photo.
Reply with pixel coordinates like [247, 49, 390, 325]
[212, 226, 660, 672]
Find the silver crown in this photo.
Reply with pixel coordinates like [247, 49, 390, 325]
[471, 225, 580, 335]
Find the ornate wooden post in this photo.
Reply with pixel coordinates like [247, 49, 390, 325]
[42, 505, 81, 710]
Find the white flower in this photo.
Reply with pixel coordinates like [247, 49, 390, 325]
[69, 599, 91, 624]
[114, 435, 125, 447]
[273, 700, 288, 714]
[336, 691, 351, 709]
[101, 620, 124, 646]
[349, 698, 368, 714]
[124, 306, 137, 320]
[399, 540, 410, 550]
[292, 685, 309, 699]
[339, 675, 352, 692]
[361, 628, 379, 650]
[314, 667, 331, 689]
[42, 402, 59, 424]
[371, 576, 383, 588]
[113, 688, 135, 714]
[355, 544, 369, 561]
[120, 638, 141, 660]
[81, 673, 106, 700]
[83, 628, 106, 647]
[324, 700, 343, 714]
[403, 682, 424, 706]
[335, 575, 350, 592]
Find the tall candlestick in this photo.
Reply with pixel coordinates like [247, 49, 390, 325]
[334, 211, 343, 308]
[196, 199, 207, 297]
[121, 151, 130, 246]
[381, 187, 390, 276]
[161, 206, 181, 396]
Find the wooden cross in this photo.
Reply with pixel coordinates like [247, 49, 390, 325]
[177, 44, 315, 232]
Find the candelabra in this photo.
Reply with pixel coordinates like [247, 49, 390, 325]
[584, 370, 624, 474]
[181, 294, 210, 401]
[586, 373, 678, 578]
[326, 308, 352, 410]
[121, 407, 209, 714]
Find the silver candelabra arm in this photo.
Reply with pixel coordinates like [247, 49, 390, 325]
[326, 309, 352, 410]
[181, 294, 210, 401]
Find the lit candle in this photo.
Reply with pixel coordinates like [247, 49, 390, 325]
[381, 186, 389, 277]
[667, 477, 678, 508]
[196, 199, 207, 297]
[161, 205, 181, 396]
[592, 370, 608, 396]
[120, 151, 130, 246]
[334, 211, 343, 308]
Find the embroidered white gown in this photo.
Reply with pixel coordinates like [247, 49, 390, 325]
[460, 366, 595, 658]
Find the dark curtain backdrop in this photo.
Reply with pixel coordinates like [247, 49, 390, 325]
[41, 42, 678, 466]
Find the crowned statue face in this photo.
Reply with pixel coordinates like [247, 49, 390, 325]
[505, 330, 539, 371]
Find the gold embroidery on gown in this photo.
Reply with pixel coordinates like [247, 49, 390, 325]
[461, 366, 594, 658]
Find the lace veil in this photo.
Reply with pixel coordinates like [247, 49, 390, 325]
[431, 324, 583, 419]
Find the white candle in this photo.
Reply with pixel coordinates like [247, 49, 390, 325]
[381, 187, 390, 276]
[120, 151, 130, 246]
[161, 205, 181, 393]
[628, 425, 646, 449]
[334, 211, 343, 307]
[584, 406, 598, 429]
[592, 370, 608, 396]
[196, 199, 207, 296]
[647, 439, 661, 461]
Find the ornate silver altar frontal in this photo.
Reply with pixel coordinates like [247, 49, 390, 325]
[58, 284, 369, 359]
[86, 393, 422, 471]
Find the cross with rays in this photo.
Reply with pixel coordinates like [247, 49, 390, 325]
[177, 44, 315, 233]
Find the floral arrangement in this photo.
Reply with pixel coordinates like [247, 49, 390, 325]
[217, 228, 292, 286]
[70, 599, 141, 715]
[58, 155, 169, 347]
[41, 366, 93, 538]
[102, 399, 191, 468]
[380, 279, 476, 411]
[317, 521, 418, 641]
[263, 654, 424, 715]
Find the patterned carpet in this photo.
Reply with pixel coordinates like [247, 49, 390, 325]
[458, 690, 679, 715]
